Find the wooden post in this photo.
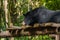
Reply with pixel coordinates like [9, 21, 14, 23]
[59, 35, 60, 40]
[56, 35, 59, 40]
[3, 0, 8, 28]
[49, 34, 59, 40]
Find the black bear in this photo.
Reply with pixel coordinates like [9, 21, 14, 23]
[23, 6, 60, 26]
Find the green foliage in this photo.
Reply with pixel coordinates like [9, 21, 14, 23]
[14, 35, 53, 40]
[32, 35, 53, 40]
[18, 15, 24, 26]
[0, 7, 6, 31]
[42, 0, 60, 10]
[19, 15, 24, 23]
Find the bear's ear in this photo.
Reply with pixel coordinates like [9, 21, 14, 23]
[23, 14, 26, 16]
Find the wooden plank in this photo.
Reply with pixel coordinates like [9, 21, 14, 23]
[0, 23, 60, 38]
[0, 31, 60, 38]
[34, 23, 60, 27]
[0, 31, 12, 38]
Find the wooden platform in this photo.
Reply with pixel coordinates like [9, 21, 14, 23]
[0, 23, 60, 38]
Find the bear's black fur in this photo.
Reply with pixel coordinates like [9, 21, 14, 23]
[23, 6, 60, 26]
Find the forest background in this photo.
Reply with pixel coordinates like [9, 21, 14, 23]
[0, 0, 60, 40]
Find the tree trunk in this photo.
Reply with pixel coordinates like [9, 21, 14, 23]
[3, 0, 14, 40]
[3, 0, 8, 28]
